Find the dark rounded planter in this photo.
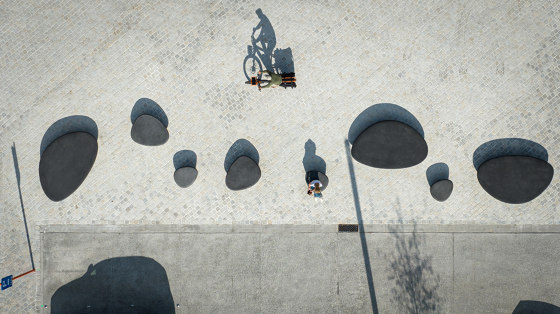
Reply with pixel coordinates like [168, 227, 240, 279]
[226, 156, 261, 191]
[131, 115, 169, 146]
[351, 120, 428, 169]
[39, 132, 98, 201]
[477, 156, 554, 204]
[430, 179, 453, 202]
[174, 167, 198, 188]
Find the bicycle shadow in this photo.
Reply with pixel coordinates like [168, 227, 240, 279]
[243, 9, 295, 80]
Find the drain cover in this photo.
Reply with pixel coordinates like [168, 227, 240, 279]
[338, 224, 359, 232]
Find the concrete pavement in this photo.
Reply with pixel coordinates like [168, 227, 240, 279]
[41, 224, 560, 314]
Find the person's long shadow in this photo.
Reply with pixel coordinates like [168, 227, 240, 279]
[384, 203, 441, 314]
[251, 8, 276, 72]
[302, 139, 326, 174]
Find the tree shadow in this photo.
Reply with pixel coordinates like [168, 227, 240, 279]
[348, 103, 424, 145]
[51, 256, 175, 313]
[384, 204, 441, 314]
[40, 115, 98, 156]
[224, 139, 259, 172]
[173, 150, 197, 170]
[426, 163, 449, 186]
[302, 139, 326, 174]
[472, 138, 549, 170]
[130, 98, 168, 127]
[512, 300, 560, 314]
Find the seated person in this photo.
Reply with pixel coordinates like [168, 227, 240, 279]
[258, 70, 282, 89]
[307, 180, 323, 198]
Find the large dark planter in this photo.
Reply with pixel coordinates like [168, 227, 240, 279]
[226, 156, 261, 191]
[351, 120, 428, 169]
[174, 167, 198, 188]
[477, 156, 554, 204]
[131, 115, 169, 146]
[39, 132, 98, 201]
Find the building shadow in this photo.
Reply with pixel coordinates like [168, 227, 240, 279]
[426, 163, 449, 186]
[11, 143, 35, 271]
[344, 139, 379, 314]
[224, 139, 260, 172]
[472, 138, 549, 170]
[302, 139, 326, 174]
[385, 207, 442, 314]
[512, 300, 560, 314]
[348, 103, 424, 145]
[40, 115, 98, 155]
[173, 150, 197, 170]
[130, 98, 169, 127]
[51, 256, 175, 313]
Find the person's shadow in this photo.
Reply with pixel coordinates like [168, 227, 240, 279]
[252, 9, 276, 72]
[302, 139, 326, 174]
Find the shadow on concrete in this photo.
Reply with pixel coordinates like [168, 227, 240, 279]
[472, 138, 549, 170]
[426, 163, 449, 186]
[40, 115, 98, 156]
[348, 103, 424, 145]
[512, 300, 560, 314]
[51, 256, 175, 313]
[344, 139, 379, 314]
[273, 47, 295, 74]
[11, 143, 35, 271]
[130, 98, 169, 127]
[173, 150, 197, 170]
[224, 139, 259, 172]
[303, 139, 326, 174]
[385, 205, 441, 314]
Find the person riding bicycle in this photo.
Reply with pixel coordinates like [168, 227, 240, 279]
[258, 70, 282, 89]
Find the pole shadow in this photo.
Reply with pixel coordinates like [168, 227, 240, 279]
[302, 139, 326, 173]
[426, 163, 449, 186]
[51, 256, 175, 313]
[344, 139, 379, 314]
[224, 139, 260, 172]
[512, 300, 560, 314]
[173, 150, 197, 170]
[348, 103, 424, 145]
[11, 143, 35, 271]
[472, 138, 549, 170]
[130, 98, 169, 127]
[40, 115, 98, 156]
[384, 206, 441, 314]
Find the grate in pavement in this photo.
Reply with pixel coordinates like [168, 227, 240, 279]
[338, 224, 359, 232]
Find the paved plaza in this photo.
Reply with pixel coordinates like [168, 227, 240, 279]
[0, 0, 559, 312]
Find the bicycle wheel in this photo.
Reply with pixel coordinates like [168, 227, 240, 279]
[243, 55, 262, 81]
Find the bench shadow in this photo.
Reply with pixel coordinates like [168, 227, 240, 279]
[384, 205, 442, 314]
[348, 103, 424, 145]
[173, 150, 197, 170]
[426, 163, 449, 186]
[50, 256, 175, 313]
[130, 98, 168, 127]
[472, 138, 549, 170]
[224, 139, 259, 172]
[512, 300, 560, 314]
[302, 139, 326, 174]
[40, 115, 98, 156]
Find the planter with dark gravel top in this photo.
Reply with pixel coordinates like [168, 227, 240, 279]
[39, 132, 98, 201]
[226, 156, 261, 191]
[131, 114, 169, 146]
[174, 167, 198, 188]
[430, 179, 453, 202]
